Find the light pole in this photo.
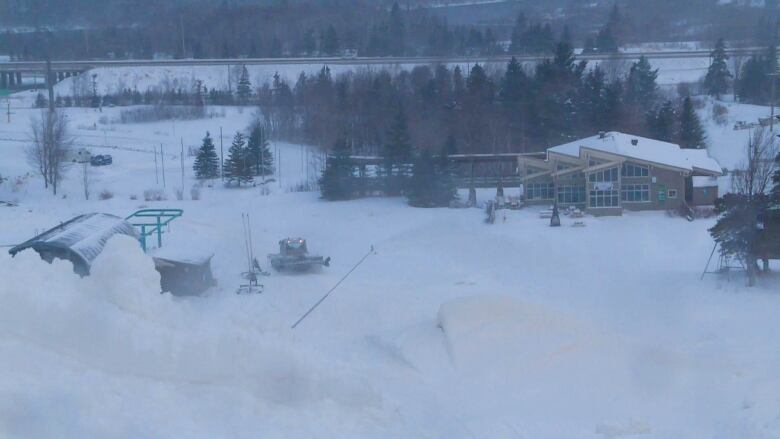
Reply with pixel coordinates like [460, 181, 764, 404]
[771, 72, 780, 132]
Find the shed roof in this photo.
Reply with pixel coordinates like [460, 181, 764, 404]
[9, 213, 139, 271]
[548, 132, 723, 175]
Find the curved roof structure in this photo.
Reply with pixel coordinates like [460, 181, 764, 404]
[9, 213, 139, 274]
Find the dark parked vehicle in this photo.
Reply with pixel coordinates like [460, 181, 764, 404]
[90, 154, 113, 166]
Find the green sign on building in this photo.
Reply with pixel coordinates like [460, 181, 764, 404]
[657, 184, 667, 203]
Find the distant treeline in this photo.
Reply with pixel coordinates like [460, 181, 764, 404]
[257, 44, 710, 155]
[1, 1, 779, 61]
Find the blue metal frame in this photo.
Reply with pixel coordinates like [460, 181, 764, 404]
[125, 209, 183, 252]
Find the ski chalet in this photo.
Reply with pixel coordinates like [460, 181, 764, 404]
[517, 132, 724, 216]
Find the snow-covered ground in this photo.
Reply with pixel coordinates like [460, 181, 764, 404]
[1, 102, 780, 438]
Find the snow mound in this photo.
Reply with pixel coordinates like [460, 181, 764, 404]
[438, 295, 599, 375]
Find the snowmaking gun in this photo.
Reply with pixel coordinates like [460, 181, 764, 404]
[268, 238, 331, 272]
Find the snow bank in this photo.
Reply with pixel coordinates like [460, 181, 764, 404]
[437, 295, 598, 375]
[0, 236, 383, 436]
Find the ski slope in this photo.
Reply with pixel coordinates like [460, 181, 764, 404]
[1, 104, 780, 438]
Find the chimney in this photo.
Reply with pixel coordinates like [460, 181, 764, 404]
[598, 131, 606, 139]
[631, 138, 639, 146]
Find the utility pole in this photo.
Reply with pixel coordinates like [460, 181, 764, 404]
[180, 137, 185, 190]
[45, 58, 55, 113]
[260, 141, 266, 183]
[773, 74, 777, 133]
[160, 144, 167, 188]
[154, 145, 159, 184]
[219, 126, 224, 182]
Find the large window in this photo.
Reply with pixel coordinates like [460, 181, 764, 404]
[622, 163, 649, 177]
[557, 185, 586, 204]
[589, 190, 619, 208]
[621, 184, 650, 202]
[527, 182, 555, 200]
[588, 167, 618, 183]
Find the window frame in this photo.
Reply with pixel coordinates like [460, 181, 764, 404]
[589, 189, 620, 208]
[621, 184, 651, 203]
[526, 182, 555, 200]
[588, 167, 619, 183]
[621, 163, 649, 178]
[557, 185, 586, 204]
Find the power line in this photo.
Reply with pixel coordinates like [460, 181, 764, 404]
[291, 246, 376, 329]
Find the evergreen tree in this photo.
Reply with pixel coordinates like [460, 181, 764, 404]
[626, 56, 659, 108]
[301, 28, 317, 55]
[382, 106, 413, 195]
[435, 137, 458, 206]
[388, 2, 406, 56]
[193, 132, 220, 179]
[773, 152, 780, 203]
[595, 4, 622, 53]
[677, 96, 706, 149]
[236, 65, 252, 104]
[406, 150, 438, 207]
[224, 132, 253, 186]
[648, 100, 675, 142]
[321, 25, 340, 56]
[319, 137, 354, 200]
[247, 123, 274, 177]
[710, 192, 769, 286]
[704, 38, 731, 99]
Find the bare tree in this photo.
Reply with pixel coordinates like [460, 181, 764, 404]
[26, 109, 73, 195]
[712, 127, 779, 286]
[732, 127, 778, 198]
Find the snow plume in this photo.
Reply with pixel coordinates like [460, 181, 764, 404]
[0, 236, 383, 437]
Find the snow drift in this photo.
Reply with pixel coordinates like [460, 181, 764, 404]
[437, 295, 600, 376]
[0, 236, 384, 437]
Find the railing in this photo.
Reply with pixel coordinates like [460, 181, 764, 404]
[125, 209, 183, 252]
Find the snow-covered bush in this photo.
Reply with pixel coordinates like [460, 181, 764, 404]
[175, 188, 184, 201]
[99, 189, 114, 200]
[712, 103, 729, 126]
[117, 105, 207, 124]
[143, 188, 166, 201]
[189, 185, 201, 200]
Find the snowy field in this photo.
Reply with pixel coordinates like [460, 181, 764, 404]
[1, 102, 780, 438]
[6, 54, 712, 103]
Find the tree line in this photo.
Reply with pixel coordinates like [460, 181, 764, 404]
[259, 43, 706, 157]
[4, 1, 777, 62]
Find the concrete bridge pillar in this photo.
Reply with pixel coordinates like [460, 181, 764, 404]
[57, 72, 65, 82]
[0, 72, 7, 89]
[15, 72, 21, 86]
[8, 72, 15, 87]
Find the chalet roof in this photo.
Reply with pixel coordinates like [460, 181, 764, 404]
[9, 213, 138, 272]
[548, 132, 723, 175]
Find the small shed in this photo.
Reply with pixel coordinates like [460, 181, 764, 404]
[691, 176, 719, 206]
[150, 247, 216, 296]
[759, 208, 780, 263]
[9, 213, 139, 276]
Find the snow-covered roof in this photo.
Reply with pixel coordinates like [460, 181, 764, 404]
[9, 213, 139, 272]
[548, 132, 723, 175]
[150, 245, 214, 266]
[692, 176, 719, 188]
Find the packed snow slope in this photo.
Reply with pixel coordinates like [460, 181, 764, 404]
[1, 104, 780, 438]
